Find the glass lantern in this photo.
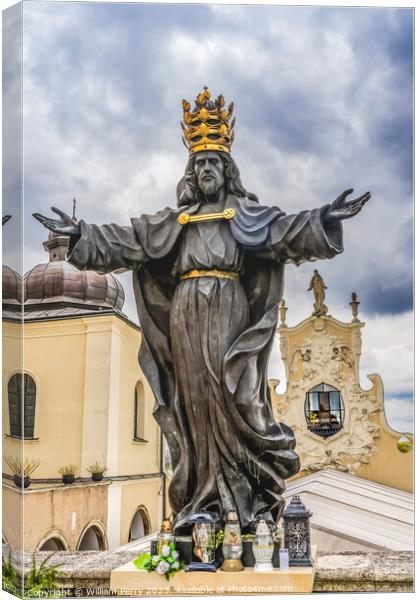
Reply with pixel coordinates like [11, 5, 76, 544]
[252, 519, 274, 572]
[157, 517, 174, 556]
[282, 495, 313, 567]
[184, 511, 219, 572]
[221, 511, 244, 572]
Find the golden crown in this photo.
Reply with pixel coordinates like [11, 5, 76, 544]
[181, 86, 236, 154]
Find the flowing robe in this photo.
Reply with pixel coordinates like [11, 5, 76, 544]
[67, 194, 343, 529]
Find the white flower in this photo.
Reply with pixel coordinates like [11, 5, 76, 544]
[161, 545, 170, 557]
[152, 555, 159, 562]
[172, 561, 180, 570]
[172, 550, 179, 560]
[156, 561, 169, 574]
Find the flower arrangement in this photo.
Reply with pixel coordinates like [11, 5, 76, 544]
[133, 542, 185, 580]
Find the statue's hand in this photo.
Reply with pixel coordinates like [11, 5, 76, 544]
[33, 207, 80, 237]
[325, 189, 371, 222]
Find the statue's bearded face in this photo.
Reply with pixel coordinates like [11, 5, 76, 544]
[194, 152, 225, 197]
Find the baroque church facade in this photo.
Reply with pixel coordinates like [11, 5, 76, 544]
[271, 274, 413, 551]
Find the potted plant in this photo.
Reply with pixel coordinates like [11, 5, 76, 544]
[5, 456, 40, 489]
[87, 462, 107, 481]
[58, 465, 77, 484]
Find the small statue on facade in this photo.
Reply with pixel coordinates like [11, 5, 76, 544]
[332, 345, 354, 367]
[302, 449, 349, 473]
[308, 269, 328, 316]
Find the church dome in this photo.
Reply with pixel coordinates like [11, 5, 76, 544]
[2, 265, 23, 306]
[24, 232, 125, 311]
[2, 214, 23, 308]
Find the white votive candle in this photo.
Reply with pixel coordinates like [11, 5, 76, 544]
[279, 548, 289, 570]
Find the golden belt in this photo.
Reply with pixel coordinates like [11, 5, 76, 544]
[179, 269, 240, 281]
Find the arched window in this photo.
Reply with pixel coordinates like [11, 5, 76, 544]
[305, 383, 344, 438]
[38, 537, 66, 551]
[8, 374, 36, 438]
[129, 506, 151, 542]
[36, 530, 69, 551]
[134, 381, 146, 441]
[77, 525, 106, 551]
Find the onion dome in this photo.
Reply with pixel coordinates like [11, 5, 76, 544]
[2, 214, 23, 309]
[24, 232, 125, 312]
[2, 265, 23, 306]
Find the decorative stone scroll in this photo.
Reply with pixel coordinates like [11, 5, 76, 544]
[272, 314, 383, 476]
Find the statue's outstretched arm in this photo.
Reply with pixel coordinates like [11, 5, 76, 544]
[33, 207, 146, 274]
[33, 206, 80, 237]
[323, 189, 370, 223]
[264, 189, 370, 265]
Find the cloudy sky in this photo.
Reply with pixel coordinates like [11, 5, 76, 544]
[3, 1, 413, 432]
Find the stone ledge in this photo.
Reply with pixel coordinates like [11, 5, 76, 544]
[2, 546, 414, 595]
[314, 551, 414, 592]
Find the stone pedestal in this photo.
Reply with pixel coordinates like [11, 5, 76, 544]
[110, 547, 317, 595]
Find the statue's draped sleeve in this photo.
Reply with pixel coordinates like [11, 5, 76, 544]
[66, 221, 146, 273]
[227, 196, 343, 263]
[265, 205, 343, 263]
[66, 206, 191, 272]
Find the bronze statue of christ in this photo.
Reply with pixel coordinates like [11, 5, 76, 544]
[34, 87, 370, 531]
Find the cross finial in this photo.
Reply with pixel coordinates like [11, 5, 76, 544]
[279, 298, 288, 325]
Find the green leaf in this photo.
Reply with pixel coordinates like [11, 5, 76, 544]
[133, 553, 152, 570]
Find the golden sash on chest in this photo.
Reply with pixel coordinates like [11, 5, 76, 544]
[178, 208, 236, 225]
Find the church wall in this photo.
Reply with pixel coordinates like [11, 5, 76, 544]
[2, 481, 23, 551]
[354, 407, 414, 492]
[3, 315, 161, 480]
[115, 321, 161, 477]
[2, 481, 109, 552]
[2, 313, 164, 552]
[119, 478, 162, 546]
[79, 316, 121, 476]
[3, 319, 86, 479]
[2, 322, 23, 467]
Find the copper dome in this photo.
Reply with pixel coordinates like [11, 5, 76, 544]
[24, 232, 125, 311]
[2, 265, 23, 306]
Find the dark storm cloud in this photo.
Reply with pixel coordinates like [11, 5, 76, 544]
[363, 279, 413, 315]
